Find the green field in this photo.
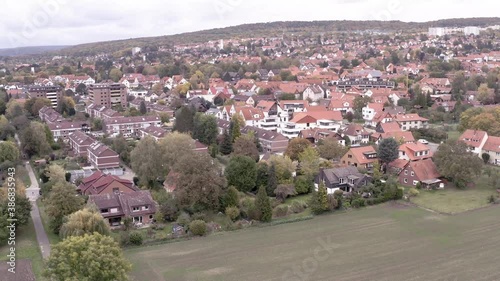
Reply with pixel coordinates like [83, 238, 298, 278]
[0, 218, 46, 280]
[125, 203, 500, 281]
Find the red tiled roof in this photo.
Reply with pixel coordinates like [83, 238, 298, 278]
[459, 129, 488, 148]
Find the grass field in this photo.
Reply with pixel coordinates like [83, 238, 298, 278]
[0, 218, 46, 280]
[125, 203, 500, 281]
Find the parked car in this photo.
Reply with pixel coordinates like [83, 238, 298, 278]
[418, 139, 429, 144]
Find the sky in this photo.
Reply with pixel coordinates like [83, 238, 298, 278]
[0, 0, 498, 48]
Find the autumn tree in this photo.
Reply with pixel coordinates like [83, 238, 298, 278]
[20, 121, 52, 157]
[130, 136, 164, 188]
[0, 141, 19, 164]
[229, 115, 243, 142]
[317, 138, 348, 160]
[225, 156, 257, 192]
[159, 132, 196, 171]
[173, 105, 196, 133]
[109, 68, 123, 82]
[24, 97, 51, 117]
[298, 146, 321, 177]
[0, 115, 15, 140]
[255, 186, 272, 222]
[233, 134, 260, 162]
[285, 138, 311, 161]
[434, 140, 483, 188]
[59, 207, 111, 239]
[173, 152, 226, 210]
[44, 233, 131, 281]
[268, 155, 297, 183]
[310, 182, 328, 214]
[45, 181, 84, 234]
[274, 184, 296, 202]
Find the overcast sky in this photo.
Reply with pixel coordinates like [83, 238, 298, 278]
[0, 0, 497, 48]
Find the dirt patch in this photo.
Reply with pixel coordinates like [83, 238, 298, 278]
[386, 201, 411, 209]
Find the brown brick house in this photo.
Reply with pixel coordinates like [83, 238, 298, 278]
[87, 190, 157, 228]
[87, 142, 120, 170]
[68, 131, 96, 157]
[77, 171, 138, 195]
[390, 158, 441, 188]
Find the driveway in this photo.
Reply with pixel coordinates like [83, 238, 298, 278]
[120, 164, 136, 181]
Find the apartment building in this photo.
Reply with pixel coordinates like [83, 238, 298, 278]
[88, 83, 127, 108]
[28, 86, 62, 108]
[104, 116, 162, 137]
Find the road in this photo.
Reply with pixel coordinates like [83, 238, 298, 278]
[25, 162, 51, 259]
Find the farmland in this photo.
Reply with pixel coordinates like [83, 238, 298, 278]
[125, 203, 500, 281]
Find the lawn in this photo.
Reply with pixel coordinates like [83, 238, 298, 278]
[37, 199, 62, 245]
[411, 167, 499, 214]
[125, 203, 500, 281]
[0, 218, 46, 280]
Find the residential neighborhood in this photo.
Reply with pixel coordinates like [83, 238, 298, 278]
[1, 10, 500, 281]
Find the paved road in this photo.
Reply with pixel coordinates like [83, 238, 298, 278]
[24, 162, 40, 202]
[25, 162, 51, 259]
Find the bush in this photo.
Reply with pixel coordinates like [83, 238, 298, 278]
[343, 201, 351, 209]
[129, 232, 143, 245]
[488, 195, 498, 204]
[408, 188, 420, 197]
[225, 206, 240, 221]
[290, 201, 306, 213]
[351, 198, 365, 208]
[189, 220, 207, 236]
[365, 198, 376, 205]
[327, 195, 338, 211]
[191, 212, 206, 222]
[176, 212, 191, 227]
[119, 232, 130, 246]
[273, 205, 289, 218]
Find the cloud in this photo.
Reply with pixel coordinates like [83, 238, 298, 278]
[0, 0, 498, 48]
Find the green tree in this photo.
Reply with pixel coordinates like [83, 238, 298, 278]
[221, 186, 239, 209]
[310, 182, 328, 214]
[44, 233, 131, 281]
[59, 207, 111, 239]
[0, 115, 15, 140]
[225, 156, 257, 192]
[377, 138, 399, 165]
[274, 184, 296, 202]
[192, 113, 218, 146]
[255, 162, 269, 191]
[158, 132, 196, 171]
[24, 97, 52, 117]
[173, 106, 196, 133]
[482, 153, 491, 164]
[130, 136, 164, 188]
[266, 163, 278, 196]
[109, 68, 123, 82]
[173, 152, 226, 210]
[0, 141, 19, 163]
[295, 175, 313, 195]
[317, 138, 348, 160]
[139, 101, 147, 115]
[268, 155, 297, 183]
[219, 129, 233, 155]
[353, 95, 372, 112]
[434, 140, 483, 188]
[255, 186, 272, 222]
[46, 182, 84, 234]
[229, 115, 243, 142]
[285, 138, 311, 161]
[20, 121, 52, 157]
[372, 161, 382, 181]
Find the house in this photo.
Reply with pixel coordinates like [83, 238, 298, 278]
[303, 85, 327, 102]
[299, 128, 345, 146]
[315, 166, 371, 194]
[392, 158, 441, 188]
[68, 131, 96, 157]
[47, 121, 90, 141]
[458, 129, 488, 155]
[392, 114, 429, 131]
[482, 136, 500, 165]
[341, 146, 378, 170]
[104, 116, 162, 137]
[77, 171, 138, 195]
[139, 126, 168, 141]
[342, 124, 370, 146]
[398, 142, 432, 161]
[88, 190, 157, 228]
[371, 131, 415, 144]
[87, 142, 120, 170]
[281, 111, 343, 138]
[39, 106, 63, 124]
[362, 103, 385, 126]
[241, 126, 289, 154]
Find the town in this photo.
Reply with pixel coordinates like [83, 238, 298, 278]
[1, 16, 500, 281]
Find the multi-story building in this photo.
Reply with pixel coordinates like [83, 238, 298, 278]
[104, 116, 162, 137]
[39, 106, 63, 124]
[87, 142, 120, 170]
[68, 131, 96, 157]
[28, 86, 62, 108]
[241, 126, 289, 154]
[88, 83, 127, 108]
[47, 121, 90, 141]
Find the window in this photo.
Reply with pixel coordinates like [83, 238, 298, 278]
[113, 187, 119, 194]
[133, 216, 142, 223]
[404, 170, 408, 175]
[339, 178, 344, 184]
[404, 178, 408, 183]
[411, 171, 415, 176]
[413, 180, 419, 186]
[149, 215, 154, 220]
[143, 206, 149, 210]
[101, 208, 109, 213]
[132, 207, 140, 212]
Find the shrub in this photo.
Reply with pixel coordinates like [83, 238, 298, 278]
[273, 205, 289, 218]
[365, 198, 375, 206]
[176, 212, 191, 227]
[408, 188, 420, 197]
[290, 201, 306, 213]
[189, 220, 207, 236]
[488, 195, 498, 204]
[343, 201, 351, 209]
[225, 206, 240, 221]
[191, 212, 206, 222]
[129, 232, 143, 245]
[351, 198, 365, 208]
[119, 232, 130, 246]
[327, 195, 338, 211]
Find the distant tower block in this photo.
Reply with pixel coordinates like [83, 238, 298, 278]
[220, 39, 224, 50]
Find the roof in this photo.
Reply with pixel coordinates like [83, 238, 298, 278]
[88, 190, 156, 218]
[78, 171, 137, 195]
[409, 159, 441, 182]
[290, 111, 343, 123]
[48, 121, 89, 131]
[104, 115, 161, 125]
[346, 146, 378, 165]
[393, 113, 428, 122]
[459, 129, 488, 148]
[141, 126, 167, 138]
[343, 124, 369, 137]
[482, 136, 500, 152]
[399, 142, 432, 161]
[68, 131, 95, 146]
[379, 122, 401, 133]
[88, 142, 119, 158]
[373, 131, 415, 143]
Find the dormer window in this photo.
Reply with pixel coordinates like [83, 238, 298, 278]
[132, 207, 140, 212]
[339, 178, 344, 184]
